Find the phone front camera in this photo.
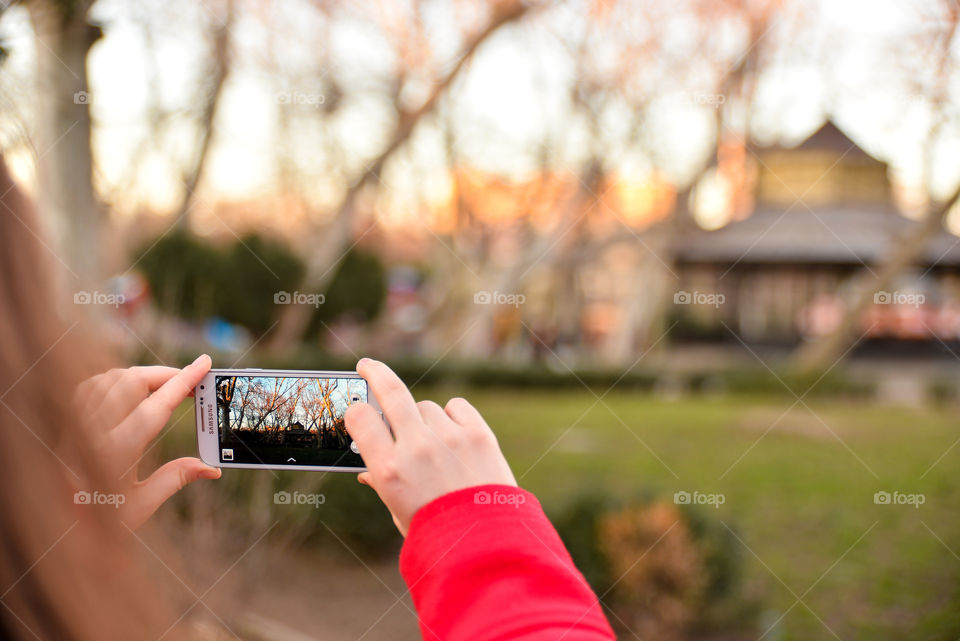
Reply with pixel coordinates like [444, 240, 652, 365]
[200, 385, 205, 390]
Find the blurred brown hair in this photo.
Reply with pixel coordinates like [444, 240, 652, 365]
[0, 157, 183, 640]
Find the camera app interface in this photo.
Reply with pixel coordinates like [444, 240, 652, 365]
[215, 375, 366, 467]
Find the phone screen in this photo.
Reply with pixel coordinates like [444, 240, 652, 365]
[214, 375, 366, 467]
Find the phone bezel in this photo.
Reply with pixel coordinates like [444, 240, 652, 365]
[196, 368, 376, 472]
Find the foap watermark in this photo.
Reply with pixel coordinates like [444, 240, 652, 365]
[474, 290, 526, 308]
[74, 490, 126, 508]
[74, 290, 125, 308]
[274, 490, 326, 508]
[891, 92, 927, 109]
[473, 489, 527, 508]
[73, 90, 100, 105]
[874, 490, 925, 508]
[680, 91, 726, 108]
[274, 290, 325, 308]
[674, 490, 726, 508]
[276, 91, 326, 108]
[873, 290, 925, 307]
[674, 290, 725, 308]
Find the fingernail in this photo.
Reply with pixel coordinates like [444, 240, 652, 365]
[201, 467, 221, 479]
[192, 354, 209, 366]
[357, 357, 372, 368]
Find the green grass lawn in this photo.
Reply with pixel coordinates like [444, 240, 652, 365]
[164, 388, 960, 640]
[433, 388, 960, 641]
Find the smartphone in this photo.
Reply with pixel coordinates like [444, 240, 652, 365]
[196, 368, 380, 472]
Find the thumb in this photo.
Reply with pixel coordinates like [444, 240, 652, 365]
[124, 457, 221, 528]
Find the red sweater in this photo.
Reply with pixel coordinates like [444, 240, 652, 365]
[399, 484, 616, 641]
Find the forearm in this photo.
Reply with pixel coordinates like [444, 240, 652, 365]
[400, 485, 615, 641]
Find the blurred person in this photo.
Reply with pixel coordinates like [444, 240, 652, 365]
[0, 157, 221, 641]
[0, 156, 613, 640]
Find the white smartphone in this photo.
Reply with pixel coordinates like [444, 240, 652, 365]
[195, 368, 381, 472]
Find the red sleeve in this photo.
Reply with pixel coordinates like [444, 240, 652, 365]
[399, 484, 615, 641]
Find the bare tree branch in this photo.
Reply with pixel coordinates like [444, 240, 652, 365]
[268, 0, 534, 353]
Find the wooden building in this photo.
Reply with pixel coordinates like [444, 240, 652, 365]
[672, 122, 960, 343]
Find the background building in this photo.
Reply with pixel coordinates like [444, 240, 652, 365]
[672, 121, 960, 344]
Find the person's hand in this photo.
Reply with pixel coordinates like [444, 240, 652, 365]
[344, 358, 516, 536]
[73, 354, 221, 528]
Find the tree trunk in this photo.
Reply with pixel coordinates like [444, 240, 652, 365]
[27, 0, 101, 288]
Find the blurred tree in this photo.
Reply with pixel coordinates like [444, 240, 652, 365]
[25, 0, 101, 286]
[10, 0, 238, 292]
[306, 247, 387, 337]
[100, 0, 236, 230]
[792, 0, 960, 371]
[173, 0, 234, 230]
[134, 229, 223, 321]
[267, 0, 535, 354]
[216, 233, 305, 335]
[135, 231, 304, 336]
[423, 0, 787, 365]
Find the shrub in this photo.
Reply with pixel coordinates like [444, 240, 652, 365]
[307, 248, 387, 337]
[687, 368, 874, 399]
[215, 233, 305, 334]
[136, 231, 388, 339]
[928, 378, 959, 405]
[600, 502, 705, 640]
[135, 231, 305, 335]
[135, 229, 223, 320]
[551, 495, 620, 594]
[553, 494, 755, 639]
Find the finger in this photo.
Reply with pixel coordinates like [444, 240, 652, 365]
[74, 369, 124, 416]
[113, 355, 212, 460]
[357, 359, 421, 438]
[73, 373, 108, 412]
[416, 400, 455, 438]
[444, 397, 487, 428]
[123, 457, 220, 528]
[417, 399, 448, 423]
[345, 402, 394, 464]
[90, 366, 182, 431]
